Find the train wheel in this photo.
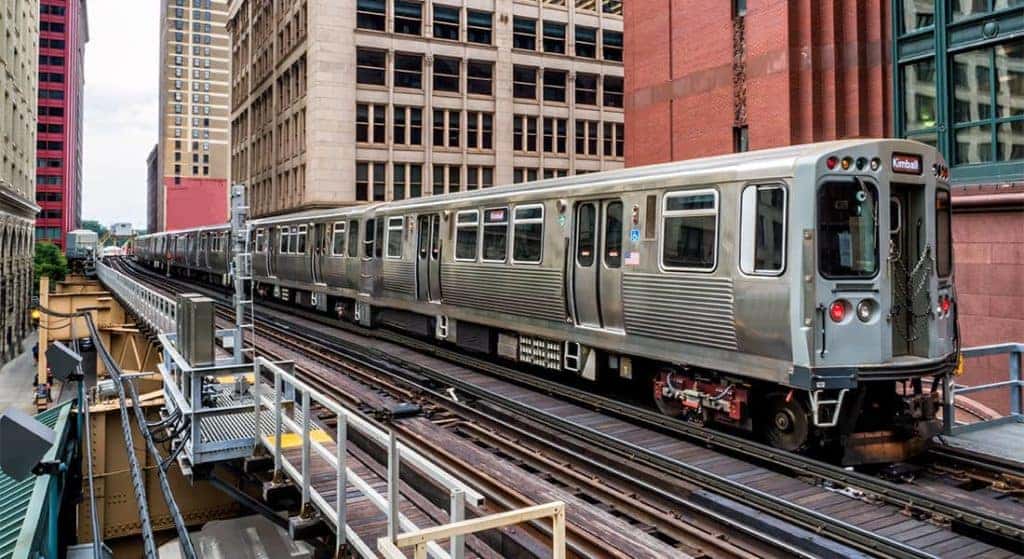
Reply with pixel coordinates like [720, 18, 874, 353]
[764, 393, 811, 452]
[653, 369, 684, 417]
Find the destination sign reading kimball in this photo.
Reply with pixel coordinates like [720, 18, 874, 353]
[891, 153, 923, 175]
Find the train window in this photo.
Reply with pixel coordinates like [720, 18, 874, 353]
[255, 228, 265, 252]
[817, 180, 878, 278]
[375, 219, 385, 258]
[644, 195, 657, 239]
[936, 189, 952, 277]
[513, 204, 544, 263]
[739, 185, 786, 275]
[348, 220, 359, 257]
[455, 210, 479, 261]
[386, 217, 404, 258]
[605, 202, 623, 268]
[662, 190, 719, 271]
[577, 203, 596, 266]
[363, 219, 375, 259]
[279, 226, 289, 254]
[332, 222, 346, 256]
[482, 207, 509, 262]
[296, 226, 307, 254]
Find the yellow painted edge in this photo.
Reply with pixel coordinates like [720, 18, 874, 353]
[261, 429, 333, 449]
[217, 373, 255, 385]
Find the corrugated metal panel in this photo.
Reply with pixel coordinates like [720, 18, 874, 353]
[381, 260, 416, 296]
[442, 264, 564, 322]
[622, 273, 738, 350]
[0, 402, 73, 559]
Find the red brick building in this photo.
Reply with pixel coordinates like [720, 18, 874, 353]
[624, 0, 1024, 409]
[35, 0, 88, 249]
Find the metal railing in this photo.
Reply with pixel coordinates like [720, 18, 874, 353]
[944, 342, 1024, 435]
[378, 501, 567, 559]
[254, 357, 485, 559]
[96, 260, 177, 334]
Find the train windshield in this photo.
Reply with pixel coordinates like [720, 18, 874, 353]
[817, 179, 879, 278]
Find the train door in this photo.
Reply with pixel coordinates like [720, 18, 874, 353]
[890, 184, 927, 357]
[268, 227, 277, 277]
[416, 214, 442, 302]
[311, 222, 326, 284]
[572, 200, 625, 330]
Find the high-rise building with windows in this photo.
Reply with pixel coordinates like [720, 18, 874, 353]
[34, 0, 88, 249]
[154, 0, 231, 231]
[1, 0, 41, 362]
[227, 0, 625, 218]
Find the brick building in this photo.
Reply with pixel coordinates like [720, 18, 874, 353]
[624, 0, 1024, 409]
[227, 0, 625, 218]
[153, 0, 231, 232]
[35, 0, 88, 249]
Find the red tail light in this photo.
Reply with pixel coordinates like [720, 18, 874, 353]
[940, 296, 951, 315]
[826, 156, 839, 170]
[829, 300, 848, 322]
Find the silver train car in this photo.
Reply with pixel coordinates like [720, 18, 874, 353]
[136, 139, 959, 464]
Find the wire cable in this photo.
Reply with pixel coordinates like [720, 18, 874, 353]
[69, 323, 103, 559]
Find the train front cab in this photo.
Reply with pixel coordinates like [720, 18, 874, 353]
[794, 140, 958, 464]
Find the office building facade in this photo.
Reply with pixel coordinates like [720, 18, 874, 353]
[154, 0, 231, 231]
[35, 0, 87, 249]
[1, 0, 41, 362]
[228, 0, 625, 218]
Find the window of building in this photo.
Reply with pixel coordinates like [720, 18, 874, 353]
[432, 164, 461, 194]
[433, 109, 460, 148]
[603, 30, 623, 62]
[455, 210, 479, 260]
[467, 60, 493, 95]
[543, 69, 567, 102]
[356, 48, 387, 85]
[466, 165, 493, 190]
[575, 26, 597, 58]
[512, 205, 544, 263]
[354, 0, 382, 29]
[739, 185, 786, 275]
[386, 217, 404, 258]
[513, 17, 536, 50]
[467, 112, 493, 149]
[482, 207, 509, 262]
[894, 2, 1022, 181]
[434, 56, 460, 92]
[514, 115, 539, 152]
[394, 1, 422, 35]
[356, 161, 387, 201]
[514, 168, 538, 184]
[542, 21, 566, 54]
[394, 52, 423, 89]
[602, 0, 622, 15]
[466, 9, 492, 44]
[575, 120, 599, 156]
[356, 103, 387, 144]
[543, 117, 567, 153]
[513, 65, 537, 99]
[576, 73, 598, 105]
[393, 162, 422, 199]
[603, 122, 624, 157]
[393, 106, 423, 145]
[603, 75, 624, 107]
[662, 190, 719, 271]
[434, 5, 460, 40]
[543, 168, 569, 179]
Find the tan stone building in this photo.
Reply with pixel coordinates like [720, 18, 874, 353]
[154, 0, 231, 231]
[1, 0, 41, 363]
[228, 0, 624, 218]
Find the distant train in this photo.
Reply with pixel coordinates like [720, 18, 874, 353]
[135, 139, 960, 465]
[65, 229, 99, 260]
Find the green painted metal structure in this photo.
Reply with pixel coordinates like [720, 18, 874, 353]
[0, 402, 75, 559]
[892, 0, 1024, 184]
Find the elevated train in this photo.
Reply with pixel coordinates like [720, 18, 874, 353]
[136, 140, 960, 465]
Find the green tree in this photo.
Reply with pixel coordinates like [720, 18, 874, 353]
[34, 242, 68, 288]
[81, 219, 108, 242]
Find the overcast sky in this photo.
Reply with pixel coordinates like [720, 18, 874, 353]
[81, 0, 159, 230]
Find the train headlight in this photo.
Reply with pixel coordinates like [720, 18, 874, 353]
[856, 299, 875, 322]
[829, 300, 849, 322]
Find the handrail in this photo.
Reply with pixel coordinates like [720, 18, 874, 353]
[945, 343, 1023, 435]
[378, 501, 566, 559]
[255, 357, 484, 559]
[96, 260, 178, 334]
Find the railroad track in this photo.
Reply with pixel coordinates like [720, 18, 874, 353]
[112, 259, 1024, 558]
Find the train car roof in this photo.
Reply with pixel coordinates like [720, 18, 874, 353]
[248, 203, 380, 227]
[137, 223, 230, 239]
